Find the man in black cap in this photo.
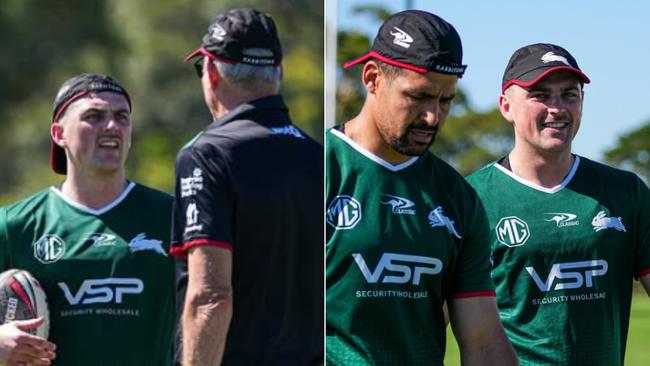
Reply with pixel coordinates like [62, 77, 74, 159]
[326, 10, 517, 365]
[171, 7, 323, 366]
[0, 73, 175, 365]
[467, 43, 650, 365]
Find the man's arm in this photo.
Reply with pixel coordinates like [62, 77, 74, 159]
[449, 296, 518, 365]
[641, 274, 650, 296]
[183, 246, 233, 366]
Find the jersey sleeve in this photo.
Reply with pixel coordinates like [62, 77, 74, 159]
[170, 146, 234, 258]
[450, 188, 495, 298]
[0, 208, 10, 270]
[633, 176, 650, 277]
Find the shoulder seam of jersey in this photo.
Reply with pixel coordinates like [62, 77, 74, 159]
[329, 128, 419, 172]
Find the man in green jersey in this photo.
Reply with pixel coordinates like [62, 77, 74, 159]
[326, 10, 518, 365]
[466, 43, 650, 365]
[0, 73, 175, 365]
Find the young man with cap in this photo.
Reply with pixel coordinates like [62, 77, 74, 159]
[172, 7, 323, 366]
[466, 43, 650, 365]
[326, 10, 517, 365]
[0, 73, 175, 365]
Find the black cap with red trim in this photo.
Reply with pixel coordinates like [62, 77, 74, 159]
[344, 10, 466, 76]
[502, 43, 590, 93]
[184, 8, 282, 66]
[51, 73, 131, 175]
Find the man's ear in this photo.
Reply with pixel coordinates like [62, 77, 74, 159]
[499, 91, 514, 124]
[361, 60, 381, 94]
[51, 122, 66, 147]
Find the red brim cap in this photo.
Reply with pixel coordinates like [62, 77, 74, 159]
[502, 66, 591, 93]
[343, 51, 428, 74]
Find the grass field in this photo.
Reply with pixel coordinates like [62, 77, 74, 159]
[444, 290, 650, 365]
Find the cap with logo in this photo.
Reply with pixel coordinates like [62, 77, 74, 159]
[502, 43, 590, 92]
[343, 10, 466, 76]
[184, 7, 282, 66]
[51, 73, 132, 175]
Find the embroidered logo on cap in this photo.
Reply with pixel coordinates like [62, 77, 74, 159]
[541, 52, 570, 66]
[209, 24, 227, 39]
[390, 26, 414, 49]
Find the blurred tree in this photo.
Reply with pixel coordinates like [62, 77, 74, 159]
[605, 121, 650, 182]
[336, 5, 512, 176]
[0, 0, 323, 204]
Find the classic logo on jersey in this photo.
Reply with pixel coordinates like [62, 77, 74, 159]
[544, 213, 579, 228]
[180, 168, 204, 198]
[270, 125, 305, 139]
[541, 51, 570, 66]
[428, 206, 461, 239]
[591, 211, 626, 232]
[527, 259, 608, 292]
[87, 233, 117, 247]
[58, 278, 144, 305]
[327, 195, 362, 230]
[32, 235, 65, 264]
[353, 252, 443, 285]
[184, 203, 203, 234]
[495, 216, 530, 247]
[380, 194, 416, 215]
[390, 26, 414, 48]
[128, 233, 167, 256]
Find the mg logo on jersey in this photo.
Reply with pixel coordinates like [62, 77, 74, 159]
[353, 253, 443, 285]
[32, 235, 65, 264]
[58, 278, 144, 305]
[495, 216, 530, 247]
[327, 195, 362, 229]
[527, 260, 608, 292]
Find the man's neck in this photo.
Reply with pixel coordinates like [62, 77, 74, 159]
[60, 171, 128, 210]
[508, 145, 575, 188]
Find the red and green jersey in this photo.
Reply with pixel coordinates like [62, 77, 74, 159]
[467, 156, 650, 366]
[326, 128, 495, 365]
[0, 183, 175, 366]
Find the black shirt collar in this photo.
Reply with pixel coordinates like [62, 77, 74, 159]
[212, 94, 289, 128]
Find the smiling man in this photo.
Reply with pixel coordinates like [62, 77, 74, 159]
[466, 43, 650, 365]
[0, 73, 175, 365]
[326, 10, 517, 366]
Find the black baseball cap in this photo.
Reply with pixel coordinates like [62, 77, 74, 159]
[502, 43, 590, 93]
[344, 10, 466, 76]
[184, 8, 282, 66]
[51, 73, 132, 175]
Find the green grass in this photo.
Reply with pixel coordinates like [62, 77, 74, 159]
[444, 291, 650, 365]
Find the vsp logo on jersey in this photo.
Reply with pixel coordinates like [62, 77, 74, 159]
[526, 260, 608, 292]
[58, 278, 144, 305]
[592, 211, 626, 232]
[495, 216, 530, 247]
[327, 195, 361, 230]
[353, 253, 443, 285]
[32, 235, 65, 264]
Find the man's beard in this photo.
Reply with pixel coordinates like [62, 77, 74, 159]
[386, 124, 437, 157]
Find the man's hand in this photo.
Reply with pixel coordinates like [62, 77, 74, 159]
[0, 317, 56, 366]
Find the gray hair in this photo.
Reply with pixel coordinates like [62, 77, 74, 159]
[213, 48, 281, 96]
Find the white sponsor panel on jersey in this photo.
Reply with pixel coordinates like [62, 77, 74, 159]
[495, 216, 530, 247]
[184, 202, 203, 234]
[327, 195, 362, 230]
[32, 235, 66, 264]
[353, 252, 443, 286]
[180, 168, 204, 198]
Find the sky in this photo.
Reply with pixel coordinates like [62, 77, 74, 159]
[331, 1, 650, 161]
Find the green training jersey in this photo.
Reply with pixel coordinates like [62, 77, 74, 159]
[326, 128, 495, 365]
[466, 156, 650, 366]
[0, 183, 175, 366]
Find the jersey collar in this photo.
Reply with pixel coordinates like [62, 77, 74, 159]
[494, 155, 581, 194]
[50, 182, 136, 216]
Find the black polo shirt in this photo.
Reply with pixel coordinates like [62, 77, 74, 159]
[171, 95, 323, 365]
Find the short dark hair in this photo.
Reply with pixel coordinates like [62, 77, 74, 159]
[374, 59, 405, 82]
